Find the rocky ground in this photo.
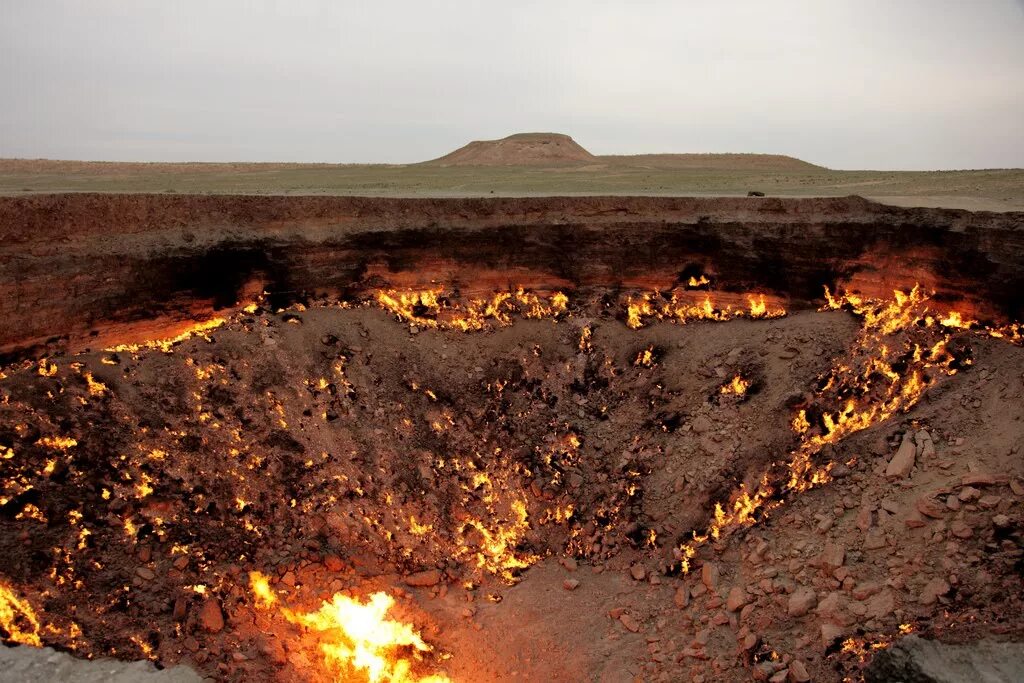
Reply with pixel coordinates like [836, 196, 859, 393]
[0, 287, 1022, 682]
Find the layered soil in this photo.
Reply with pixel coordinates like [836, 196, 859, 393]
[2, 194, 1023, 363]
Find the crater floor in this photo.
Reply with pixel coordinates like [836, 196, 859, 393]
[1, 288, 1022, 682]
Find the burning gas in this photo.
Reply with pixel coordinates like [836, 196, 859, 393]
[376, 287, 567, 331]
[250, 573, 450, 683]
[625, 290, 785, 330]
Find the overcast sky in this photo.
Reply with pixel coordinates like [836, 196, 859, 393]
[2, 1, 1022, 169]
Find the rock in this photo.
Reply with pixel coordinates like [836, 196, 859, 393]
[961, 473, 996, 487]
[880, 499, 901, 515]
[559, 557, 578, 572]
[817, 543, 845, 571]
[979, 494, 1002, 509]
[701, 562, 719, 590]
[958, 486, 981, 502]
[993, 514, 1012, 529]
[563, 579, 580, 591]
[324, 555, 344, 572]
[866, 635, 1024, 683]
[864, 529, 887, 549]
[405, 569, 442, 587]
[198, 599, 224, 633]
[905, 510, 927, 528]
[821, 623, 845, 648]
[726, 586, 748, 612]
[865, 590, 896, 620]
[916, 496, 945, 519]
[950, 520, 973, 539]
[619, 613, 641, 633]
[886, 434, 917, 479]
[674, 585, 690, 609]
[260, 637, 288, 665]
[135, 567, 155, 581]
[630, 564, 647, 581]
[816, 592, 851, 626]
[918, 578, 950, 606]
[856, 505, 873, 531]
[788, 659, 811, 682]
[788, 588, 818, 617]
[172, 596, 188, 621]
[853, 582, 882, 601]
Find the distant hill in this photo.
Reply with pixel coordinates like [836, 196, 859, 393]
[424, 133, 824, 170]
[599, 153, 825, 171]
[425, 133, 596, 166]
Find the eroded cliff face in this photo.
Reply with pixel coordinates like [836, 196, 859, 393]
[0, 194, 1022, 360]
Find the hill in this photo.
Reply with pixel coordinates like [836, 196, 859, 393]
[426, 133, 596, 166]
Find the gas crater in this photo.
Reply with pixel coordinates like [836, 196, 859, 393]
[1, 194, 1023, 682]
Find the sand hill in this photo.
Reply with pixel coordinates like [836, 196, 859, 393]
[426, 133, 597, 166]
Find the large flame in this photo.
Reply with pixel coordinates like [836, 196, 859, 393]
[0, 581, 42, 647]
[249, 573, 450, 683]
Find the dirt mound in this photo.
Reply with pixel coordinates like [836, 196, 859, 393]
[426, 133, 596, 166]
[601, 152, 825, 171]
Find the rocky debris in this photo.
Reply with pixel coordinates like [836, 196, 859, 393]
[674, 585, 690, 609]
[725, 586, 748, 612]
[866, 635, 1024, 683]
[788, 659, 811, 682]
[404, 569, 442, 587]
[619, 613, 641, 633]
[919, 578, 951, 606]
[198, 599, 224, 633]
[788, 588, 818, 617]
[816, 543, 845, 572]
[886, 433, 917, 479]
[917, 496, 946, 519]
[701, 562, 720, 590]
[563, 579, 580, 591]
[630, 564, 647, 581]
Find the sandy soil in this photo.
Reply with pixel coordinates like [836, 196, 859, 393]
[1, 284, 1021, 682]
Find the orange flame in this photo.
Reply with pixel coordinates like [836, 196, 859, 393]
[249, 573, 450, 683]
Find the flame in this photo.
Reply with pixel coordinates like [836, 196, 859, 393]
[106, 317, 226, 354]
[720, 375, 750, 395]
[634, 346, 655, 367]
[686, 275, 710, 288]
[625, 290, 785, 329]
[0, 581, 42, 647]
[375, 287, 566, 331]
[249, 573, 450, 683]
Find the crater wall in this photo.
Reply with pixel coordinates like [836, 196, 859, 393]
[1, 194, 1022, 359]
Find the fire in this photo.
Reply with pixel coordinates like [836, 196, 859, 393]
[625, 289, 785, 329]
[375, 287, 567, 331]
[249, 573, 450, 683]
[0, 581, 42, 647]
[720, 375, 749, 395]
[106, 317, 226, 354]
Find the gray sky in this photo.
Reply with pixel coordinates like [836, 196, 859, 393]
[2, 0, 1023, 169]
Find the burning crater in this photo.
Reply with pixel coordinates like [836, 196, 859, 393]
[1, 195, 1024, 682]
